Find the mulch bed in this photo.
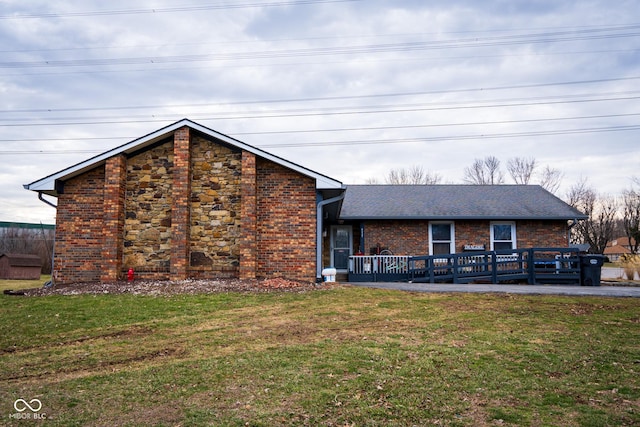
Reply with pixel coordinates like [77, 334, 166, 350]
[18, 278, 341, 297]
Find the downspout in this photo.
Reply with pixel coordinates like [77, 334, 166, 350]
[37, 192, 57, 286]
[316, 192, 345, 282]
[38, 192, 57, 208]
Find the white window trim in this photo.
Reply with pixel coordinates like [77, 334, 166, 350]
[490, 221, 517, 251]
[429, 221, 456, 255]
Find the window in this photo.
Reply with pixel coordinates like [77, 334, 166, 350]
[429, 222, 455, 255]
[491, 222, 516, 251]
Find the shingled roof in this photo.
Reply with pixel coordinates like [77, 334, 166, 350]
[339, 185, 586, 220]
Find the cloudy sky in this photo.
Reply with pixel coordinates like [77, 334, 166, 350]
[1, 0, 639, 224]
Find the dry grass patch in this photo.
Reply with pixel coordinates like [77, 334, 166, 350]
[1, 287, 638, 426]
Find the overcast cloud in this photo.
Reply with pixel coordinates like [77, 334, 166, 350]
[1, 0, 639, 224]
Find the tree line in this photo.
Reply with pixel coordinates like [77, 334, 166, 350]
[0, 225, 54, 273]
[367, 156, 640, 255]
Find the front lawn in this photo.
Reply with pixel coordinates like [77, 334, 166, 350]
[1, 286, 638, 426]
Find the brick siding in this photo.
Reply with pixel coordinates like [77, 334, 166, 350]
[362, 219, 569, 255]
[255, 158, 317, 280]
[53, 167, 106, 284]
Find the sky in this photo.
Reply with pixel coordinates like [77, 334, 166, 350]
[1, 0, 639, 225]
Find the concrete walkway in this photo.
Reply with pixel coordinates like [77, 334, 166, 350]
[346, 281, 640, 297]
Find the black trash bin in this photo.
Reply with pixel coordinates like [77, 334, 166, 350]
[579, 254, 605, 286]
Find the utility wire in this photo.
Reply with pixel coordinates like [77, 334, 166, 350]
[0, 0, 361, 19]
[1, 124, 638, 154]
[1, 112, 639, 143]
[2, 29, 639, 68]
[1, 76, 639, 115]
[1, 94, 638, 127]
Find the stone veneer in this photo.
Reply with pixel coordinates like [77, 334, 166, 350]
[124, 140, 174, 274]
[189, 136, 242, 277]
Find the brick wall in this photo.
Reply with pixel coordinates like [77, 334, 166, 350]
[53, 167, 105, 284]
[101, 155, 127, 281]
[171, 127, 191, 280]
[239, 151, 257, 279]
[362, 219, 569, 255]
[256, 158, 317, 280]
[517, 220, 568, 248]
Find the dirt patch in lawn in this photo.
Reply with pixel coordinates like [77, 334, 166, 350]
[20, 277, 340, 296]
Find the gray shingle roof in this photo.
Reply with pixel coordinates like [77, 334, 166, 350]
[339, 185, 586, 220]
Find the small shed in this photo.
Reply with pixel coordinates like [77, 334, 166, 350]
[0, 253, 42, 280]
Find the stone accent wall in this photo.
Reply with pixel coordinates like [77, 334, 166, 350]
[53, 167, 105, 284]
[189, 136, 242, 277]
[124, 141, 174, 276]
[256, 158, 317, 280]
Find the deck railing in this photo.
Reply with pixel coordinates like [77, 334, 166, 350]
[348, 248, 582, 284]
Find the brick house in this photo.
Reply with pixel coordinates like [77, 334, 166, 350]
[327, 185, 586, 274]
[25, 119, 344, 284]
[25, 119, 585, 284]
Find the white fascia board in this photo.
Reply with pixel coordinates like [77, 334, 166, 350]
[187, 121, 343, 190]
[24, 119, 343, 194]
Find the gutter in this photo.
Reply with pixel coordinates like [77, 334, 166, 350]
[316, 192, 345, 281]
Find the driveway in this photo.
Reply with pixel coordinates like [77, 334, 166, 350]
[346, 281, 640, 297]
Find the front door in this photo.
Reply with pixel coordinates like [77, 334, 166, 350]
[331, 225, 352, 272]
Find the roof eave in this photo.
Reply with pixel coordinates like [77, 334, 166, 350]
[339, 215, 587, 221]
[24, 119, 343, 195]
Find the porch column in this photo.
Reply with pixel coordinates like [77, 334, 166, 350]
[239, 151, 257, 279]
[171, 126, 191, 280]
[101, 154, 127, 282]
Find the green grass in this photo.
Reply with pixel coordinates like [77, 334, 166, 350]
[0, 275, 50, 292]
[1, 286, 638, 426]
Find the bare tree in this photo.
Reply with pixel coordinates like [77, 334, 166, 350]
[538, 165, 564, 195]
[566, 178, 618, 253]
[507, 157, 537, 184]
[386, 165, 442, 185]
[0, 225, 54, 273]
[621, 177, 640, 254]
[463, 156, 505, 185]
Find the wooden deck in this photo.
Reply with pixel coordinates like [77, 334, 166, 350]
[348, 248, 601, 285]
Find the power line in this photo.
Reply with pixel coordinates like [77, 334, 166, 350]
[1, 76, 639, 115]
[2, 94, 638, 127]
[0, 0, 361, 20]
[1, 112, 638, 144]
[1, 124, 638, 154]
[2, 28, 639, 69]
